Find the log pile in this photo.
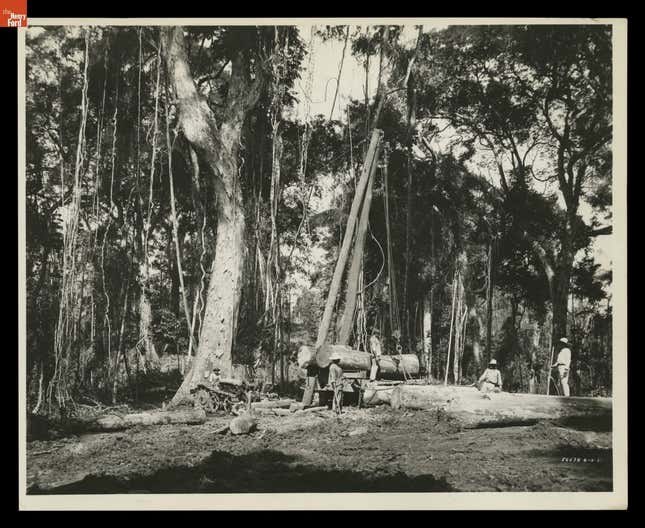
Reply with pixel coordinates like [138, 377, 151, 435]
[389, 384, 612, 428]
[298, 344, 419, 379]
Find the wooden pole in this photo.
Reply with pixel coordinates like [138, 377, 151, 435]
[383, 149, 398, 337]
[302, 129, 383, 406]
[315, 128, 383, 349]
[337, 138, 382, 345]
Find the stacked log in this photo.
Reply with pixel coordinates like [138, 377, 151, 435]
[298, 344, 419, 379]
[389, 384, 612, 428]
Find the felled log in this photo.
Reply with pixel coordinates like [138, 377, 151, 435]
[254, 407, 280, 416]
[272, 408, 292, 416]
[250, 399, 294, 410]
[362, 386, 396, 406]
[92, 408, 207, 431]
[389, 384, 612, 428]
[229, 413, 257, 435]
[314, 344, 419, 379]
[295, 405, 328, 414]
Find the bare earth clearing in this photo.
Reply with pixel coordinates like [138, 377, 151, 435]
[27, 407, 612, 494]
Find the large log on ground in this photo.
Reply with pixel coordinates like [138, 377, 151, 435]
[314, 344, 419, 378]
[93, 408, 207, 431]
[389, 384, 612, 428]
[250, 399, 294, 410]
[362, 386, 396, 406]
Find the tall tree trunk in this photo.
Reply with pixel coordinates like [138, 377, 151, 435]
[445, 272, 458, 385]
[138, 262, 158, 365]
[164, 27, 263, 405]
[532, 234, 574, 349]
[423, 291, 433, 380]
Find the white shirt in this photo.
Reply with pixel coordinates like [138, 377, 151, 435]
[556, 347, 571, 369]
[370, 335, 382, 357]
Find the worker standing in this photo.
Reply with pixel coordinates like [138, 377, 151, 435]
[329, 352, 344, 415]
[369, 329, 382, 381]
[477, 359, 503, 393]
[552, 337, 572, 397]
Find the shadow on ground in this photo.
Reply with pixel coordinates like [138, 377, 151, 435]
[28, 448, 454, 494]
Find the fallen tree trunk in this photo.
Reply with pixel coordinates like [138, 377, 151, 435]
[295, 405, 328, 414]
[389, 385, 612, 428]
[92, 408, 207, 431]
[250, 399, 294, 410]
[315, 344, 419, 378]
[362, 385, 396, 406]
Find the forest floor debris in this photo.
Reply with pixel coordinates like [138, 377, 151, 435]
[26, 406, 612, 493]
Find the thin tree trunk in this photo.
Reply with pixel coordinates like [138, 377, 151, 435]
[445, 272, 457, 386]
[138, 263, 158, 364]
[112, 272, 132, 404]
[165, 96, 197, 355]
[423, 293, 433, 380]
[453, 276, 463, 385]
[485, 241, 493, 362]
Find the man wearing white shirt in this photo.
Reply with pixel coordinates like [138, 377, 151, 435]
[369, 329, 383, 381]
[552, 337, 572, 396]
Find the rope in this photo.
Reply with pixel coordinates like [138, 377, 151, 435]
[329, 25, 350, 121]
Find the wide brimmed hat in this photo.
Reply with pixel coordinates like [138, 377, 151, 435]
[559, 337, 568, 344]
[330, 352, 342, 361]
[488, 359, 497, 366]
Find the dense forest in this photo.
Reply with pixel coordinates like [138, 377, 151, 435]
[25, 24, 613, 418]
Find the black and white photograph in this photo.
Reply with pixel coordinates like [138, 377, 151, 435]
[17, 17, 628, 509]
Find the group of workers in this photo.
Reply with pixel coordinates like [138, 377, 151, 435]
[474, 337, 572, 396]
[326, 332, 573, 412]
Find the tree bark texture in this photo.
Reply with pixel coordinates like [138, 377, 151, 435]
[164, 27, 263, 404]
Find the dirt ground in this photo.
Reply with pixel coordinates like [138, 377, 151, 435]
[26, 406, 612, 494]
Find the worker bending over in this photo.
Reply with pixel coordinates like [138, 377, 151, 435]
[477, 359, 503, 393]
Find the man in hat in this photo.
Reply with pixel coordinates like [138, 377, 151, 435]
[207, 366, 221, 386]
[551, 337, 571, 396]
[369, 328, 383, 381]
[477, 359, 503, 393]
[328, 352, 344, 414]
